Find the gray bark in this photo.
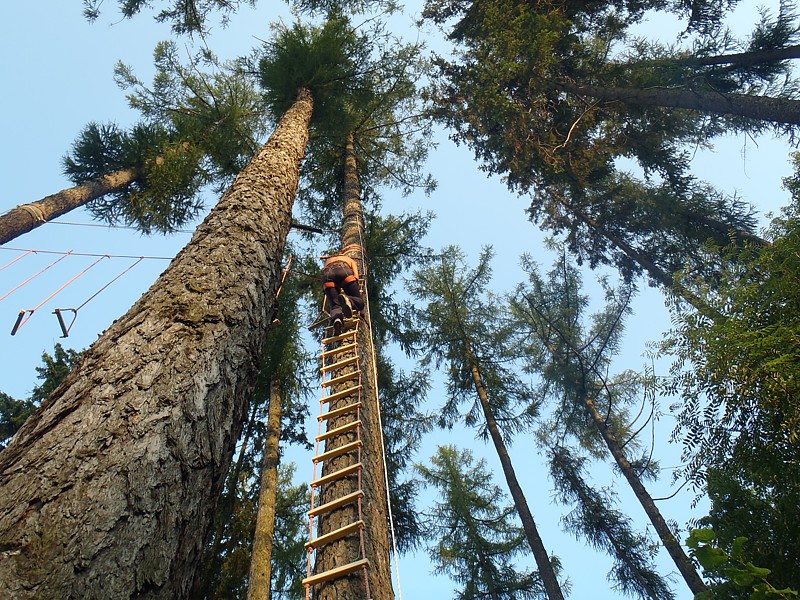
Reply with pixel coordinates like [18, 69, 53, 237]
[559, 80, 800, 125]
[0, 88, 313, 599]
[466, 348, 565, 600]
[582, 395, 708, 596]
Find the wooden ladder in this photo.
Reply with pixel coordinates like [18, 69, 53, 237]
[303, 316, 370, 598]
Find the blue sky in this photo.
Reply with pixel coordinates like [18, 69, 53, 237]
[1, 2, 797, 599]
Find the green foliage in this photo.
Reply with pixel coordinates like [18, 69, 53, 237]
[422, 0, 788, 291]
[662, 154, 800, 595]
[294, 30, 435, 227]
[417, 445, 546, 599]
[687, 529, 798, 599]
[117, 41, 270, 183]
[664, 163, 800, 483]
[82, 0, 257, 35]
[63, 121, 207, 233]
[408, 246, 538, 437]
[699, 463, 800, 596]
[549, 446, 674, 600]
[0, 393, 36, 449]
[270, 464, 310, 599]
[509, 252, 651, 458]
[258, 18, 371, 132]
[1, 343, 82, 448]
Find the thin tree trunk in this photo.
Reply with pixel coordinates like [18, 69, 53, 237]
[581, 394, 707, 596]
[314, 133, 394, 600]
[0, 167, 142, 245]
[248, 378, 283, 600]
[0, 87, 313, 600]
[193, 398, 260, 598]
[465, 348, 565, 600]
[679, 44, 800, 68]
[558, 79, 800, 125]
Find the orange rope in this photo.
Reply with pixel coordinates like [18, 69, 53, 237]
[0, 250, 33, 273]
[0, 250, 72, 303]
[10, 255, 107, 334]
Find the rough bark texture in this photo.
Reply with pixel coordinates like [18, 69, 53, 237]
[582, 395, 708, 596]
[0, 88, 313, 600]
[313, 135, 394, 600]
[466, 348, 565, 600]
[560, 80, 800, 125]
[0, 168, 141, 245]
[248, 379, 283, 600]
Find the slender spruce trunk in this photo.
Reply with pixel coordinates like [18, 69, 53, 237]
[580, 392, 708, 596]
[464, 344, 565, 600]
[0, 167, 142, 245]
[248, 378, 283, 600]
[0, 88, 313, 600]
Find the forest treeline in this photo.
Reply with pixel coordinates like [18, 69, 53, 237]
[1, 0, 799, 598]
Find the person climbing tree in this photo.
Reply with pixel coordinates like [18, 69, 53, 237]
[321, 245, 365, 333]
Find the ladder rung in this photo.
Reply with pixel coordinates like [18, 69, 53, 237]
[322, 370, 360, 388]
[302, 558, 369, 587]
[321, 355, 359, 373]
[318, 402, 361, 422]
[322, 328, 357, 345]
[309, 490, 364, 518]
[321, 342, 358, 359]
[305, 520, 364, 550]
[316, 419, 361, 442]
[311, 462, 362, 487]
[313, 440, 362, 464]
[321, 384, 362, 405]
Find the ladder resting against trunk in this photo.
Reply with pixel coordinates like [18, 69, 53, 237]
[304, 315, 371, 598]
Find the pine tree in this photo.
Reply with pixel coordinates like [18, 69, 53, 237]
[0, 17, 357, 591]
[418, 445, 547, 600]
[548, 446, 674, 600]
[509, 252, 707, 595]
[409, 246, 564, 600]
[0, 43, 268, 245]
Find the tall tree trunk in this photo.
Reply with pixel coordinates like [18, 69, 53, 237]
[581, 393, 707, 596]
[248, 378, 283, 600]
[314, 133, 394, 600]
[0, 88, 313, 600]
[558, 80, 800, 125]
[465, 346, 565, 600]
[0, 167, 142, 245]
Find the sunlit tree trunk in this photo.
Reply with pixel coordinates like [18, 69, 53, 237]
[314, 133, 394, 600]
[0, 167, 141, 245]
[248, 378, 283, 600]
[465, 343, 565, 600]
[0, 87, 313, 599]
